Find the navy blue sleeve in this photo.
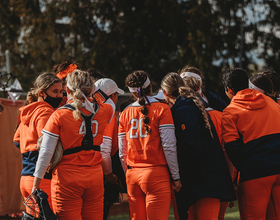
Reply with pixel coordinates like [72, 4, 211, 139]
[205, 88, 227, 111]
[14, 141, 20, 149]
[224, 139, 244, 171]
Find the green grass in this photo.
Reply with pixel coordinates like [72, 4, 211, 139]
[108, 201, 240, 220]
[224, 202, 240, 220]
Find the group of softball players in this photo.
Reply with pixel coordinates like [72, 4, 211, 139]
[13, 61, 280, 220]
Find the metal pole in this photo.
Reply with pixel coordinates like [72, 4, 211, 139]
[5, 50, 11, 74]
[5, 50, 12, 86]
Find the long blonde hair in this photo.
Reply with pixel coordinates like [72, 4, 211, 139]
[161, 72, 213, 137]
[66, 70, 95, 120]
[26, 72, 61, 104]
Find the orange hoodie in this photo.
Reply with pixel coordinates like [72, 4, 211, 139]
[222, 89, 280, 181]
[13, 101, 54, 178]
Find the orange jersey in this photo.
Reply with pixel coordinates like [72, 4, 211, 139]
[14, 101, 54, 154]
[42, 102, 113, 167]
[118, 99, 175, 168]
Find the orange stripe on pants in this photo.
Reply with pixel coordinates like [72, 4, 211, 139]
[51, 164, 104, 220]
[20, 176, 52, 214]
[188, 198, 220, 220]
[126, 166, 171, 220]
[238, 174, 280, 220]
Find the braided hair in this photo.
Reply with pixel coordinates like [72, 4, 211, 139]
[179, 86, 213, 138]
[66, 70, 95, 120]
[161, 72, 213, 138]
[125, 70, 152, 134]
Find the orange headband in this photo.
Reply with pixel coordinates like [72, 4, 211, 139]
[56, 64, 77, 80]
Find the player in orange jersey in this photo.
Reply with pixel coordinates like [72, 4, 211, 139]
[118, 70, 182, 220]
[13, 72, 63, 213]
[32, 70, 114, 220]
[94, 78, 125, 219]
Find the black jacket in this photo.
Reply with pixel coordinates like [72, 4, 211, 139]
[171, 96, 236, 220]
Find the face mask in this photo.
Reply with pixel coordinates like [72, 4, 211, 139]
[43, 92, 62, 109]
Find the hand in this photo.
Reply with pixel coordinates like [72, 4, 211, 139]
[32, 177, 42, 194]
[105, 172, 118, 184]
[173, 180, 182, 192]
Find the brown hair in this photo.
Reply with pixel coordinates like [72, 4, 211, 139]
[259, 69, 280, 100]
[182, 76, 201, 94]
[26, 72, 61, 104]
[161, 72, 185, 97]
[125, 70, 152, 134]
[179, 86, 213, 137]
[250, 73, 277, 101]
[161, 72, 213, 137]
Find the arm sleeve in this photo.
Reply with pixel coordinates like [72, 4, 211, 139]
[118, 112, 127, 173]
[100, 137, 113, 175]
[159, 106, 180, 180]
[33, 132, 59, 179]
[159, 125, 180, 180]
[222, 110, 243, 170]
[118, 133, 127, 173]
[104, 98, 115, 123]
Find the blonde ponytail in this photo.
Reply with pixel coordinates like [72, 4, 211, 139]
[66, 70, 95, 120]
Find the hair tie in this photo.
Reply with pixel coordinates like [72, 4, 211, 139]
[67, 82, 95, 113]
[137, 87, 151, 105]
[56, 64, 77, 80]
[249, 80, 265, 94]
[128, 77, 150, 92]
[180, 72, 202, 81]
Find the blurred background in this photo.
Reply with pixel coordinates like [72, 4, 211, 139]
[1, 0, 280, 101]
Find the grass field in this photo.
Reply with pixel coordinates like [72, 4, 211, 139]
[0, 200, 240, 220]
[107, 201, 240, 220]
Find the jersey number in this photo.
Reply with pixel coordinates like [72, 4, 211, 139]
[129, 118, 147, 139]
[79, 119, 98, 137]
